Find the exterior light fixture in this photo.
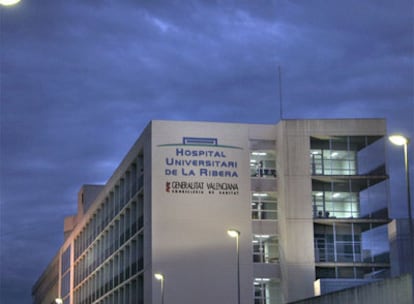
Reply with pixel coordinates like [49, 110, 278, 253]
[227, 229, 241, 304]
[154, 273, 165, 304]
[389, 135, 409, 146]
[252, 152, 267, 156]
[253, 193, 268, 197]
[227, 229, 240, 239]
[254, 234, 270, 239]
[55, 298, 63, 304]
[0, 0, 21, 6]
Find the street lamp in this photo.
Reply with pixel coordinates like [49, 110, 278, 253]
[54, 298, 63, 304]
[389, 134, 413, 274]
[154, 273, 165, 304]
[227, 229, 241, 304]
[0, 0, 21, 6]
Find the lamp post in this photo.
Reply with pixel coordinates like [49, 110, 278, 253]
[389, 134, 413, 274]
[227, 229, 241, 304]
[154, 273, 165, 304]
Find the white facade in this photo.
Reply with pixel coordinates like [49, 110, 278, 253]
[32, 119, 390, 304]
[151, 121, 254, 304]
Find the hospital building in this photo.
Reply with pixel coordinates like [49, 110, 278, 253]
[32, 119, 394, 304]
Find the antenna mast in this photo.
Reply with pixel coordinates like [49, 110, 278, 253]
[278, 65, 283, 120]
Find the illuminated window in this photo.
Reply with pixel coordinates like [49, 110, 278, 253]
[254, 278, 283, 304]
[312, 190, 359, 218]
[310, 149, 356, 175]
[252, 192, 277, 220]
[310, 136, 385, 176]
[250, 151, 276, 177]
[253, 235, 279, 263]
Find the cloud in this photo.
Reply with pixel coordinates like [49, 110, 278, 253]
[0, 0, 413, 303]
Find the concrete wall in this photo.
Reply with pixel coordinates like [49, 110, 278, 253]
[290, 274, 413, 304]
[276, 121, 316, 303]
[151, 120, 254, 304]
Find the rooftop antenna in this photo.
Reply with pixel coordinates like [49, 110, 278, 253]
[278, 65, 284, 121]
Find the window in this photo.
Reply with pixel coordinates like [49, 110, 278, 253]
[310, 136, 385, 176]
[61, 271, 71, 298]
[253, 235, 279, 263]
[61, 246, 71, 274]
[312, 190, 359, 218]
[254, 278, 283, 304]
[250, 151, 276, 177]
[252, 192, 277, 220]
[310, 149, 356, 175]
[314, 223, 363, 263]
[314, 223, 390, 265]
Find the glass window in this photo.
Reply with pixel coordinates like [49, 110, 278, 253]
[61, 271, 71, 298]
[314, 223, 390, 265]
[312, 190, 359, 219]
[252, 192, 277, 220]
[310, 136, 385, 176]
[250, 151, 276, 178]
[254, 278, 283, 304]
[310, 149, 356, 175]
[253, 235, 279, 263]
[61, 246, 71, 274]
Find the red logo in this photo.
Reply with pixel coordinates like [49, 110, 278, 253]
[166, 182, 171, 192]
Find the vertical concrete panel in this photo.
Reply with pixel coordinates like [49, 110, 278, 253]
[277, 121, 315, 303]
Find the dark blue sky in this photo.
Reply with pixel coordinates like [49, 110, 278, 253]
[0, 0, 413, 303]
